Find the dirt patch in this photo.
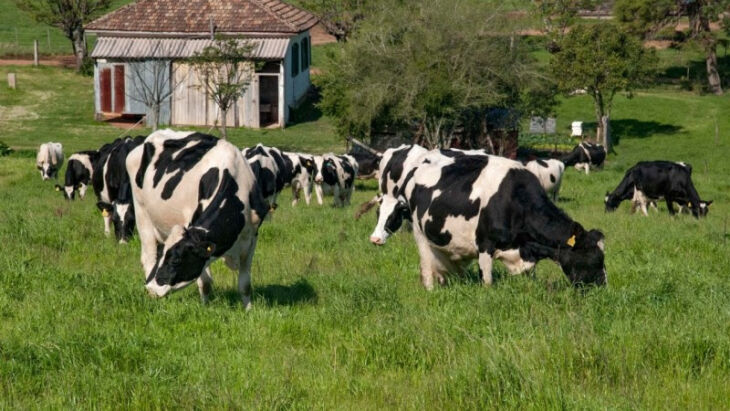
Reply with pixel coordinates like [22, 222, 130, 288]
[645, 40, 673, 50]
[0, 55, 75, 68]
[310, 23, 337, 45]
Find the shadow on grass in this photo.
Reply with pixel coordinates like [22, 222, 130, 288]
[287, 89, 323, 126]
[658, 54, 730, 89]
[218, 278, 318, 307]
[582, 119, 682, 146]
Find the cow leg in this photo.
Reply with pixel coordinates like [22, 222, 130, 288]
[333, 184, 341, 207]
[136, 209, 159, 279]
[79, 183, 88, 199]
[665, 197, 676, 215]
[584, 164, 590, 175]
[413, 229, 438, 290]
[478, 253, 494, 286]
[197, 267, 213, 304]
[303, 183, 312, 205]
[314, 184, 324, 205]
[103, 214, 111, 236]
[291, 184, 300, 206]
[238, 238, 257, 310]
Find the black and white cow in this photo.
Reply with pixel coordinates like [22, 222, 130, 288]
[313, 154, 359, 207]
[55, 150, 98, 200]
[370, 150, 607, 288]
[283, 152, 316, 206]
[243, 145, 281, 208]
[561, 142, 606, 175]
[36, 142, 64, 180]
[524, 158, 565, 201]
[127, 130, 268, 307]
[93, 136, 145, 242]
[348, 149, 382, 179]
[605, 161, 711, 217]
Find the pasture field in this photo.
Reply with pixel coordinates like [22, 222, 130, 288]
[1, 65, 730, 408]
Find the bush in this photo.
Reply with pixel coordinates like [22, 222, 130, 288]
[0, 141, 13, 157]
[519, 133, 577, 152]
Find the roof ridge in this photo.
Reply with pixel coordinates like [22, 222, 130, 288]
[247, 0, 299, 32]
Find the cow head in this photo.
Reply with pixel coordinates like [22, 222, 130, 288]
[690, 200, 713, 218]
[56, 183, 86, 200]
[314, 156, 338, 185]
[369, 194, 411, 245]
[604, 192, 621, 212]
[556, 229, 607, 286]
[37, 163, 56, 180]
[96, 200, 135, 243]
[145, 226, 215, 297]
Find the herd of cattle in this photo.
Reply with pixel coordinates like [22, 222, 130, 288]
[35, 133, 711, 307]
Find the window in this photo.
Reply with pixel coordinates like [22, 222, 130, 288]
[292, 43, 300, 77]
[301, 37, 309, 70]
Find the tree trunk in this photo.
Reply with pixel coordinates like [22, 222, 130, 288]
[602, 114, 611, 152]
[220, 107, 228, 139]
[151, 103, 160, 131]
[71, 27, 86, 72]
[705, 45, 723, 95]
[593, 91, 605, 146]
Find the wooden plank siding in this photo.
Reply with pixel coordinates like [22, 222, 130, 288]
[171, 62, 262, 129]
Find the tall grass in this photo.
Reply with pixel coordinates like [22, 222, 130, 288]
[1, 65, 729, 408]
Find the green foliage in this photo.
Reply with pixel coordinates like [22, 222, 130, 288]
[551, 22, 657, 147]
[289, 0, 386, 42]
[532, 0, 602, 48]
[317, 0, 535, 147]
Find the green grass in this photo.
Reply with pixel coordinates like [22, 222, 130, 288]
[2, 65, 730, 408]
[0, 0, 133, 56]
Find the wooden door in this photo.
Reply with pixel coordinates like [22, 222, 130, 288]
[100, 68, 112, 113]
[113, 65, 125, 113]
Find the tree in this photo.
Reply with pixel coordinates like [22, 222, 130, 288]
[317, 0, 533, 148]
[190, 38, 256, 139]
[293, 0, 385, 41]
[533, 0, 601, 51]
[614, 0, 730, 95]
[16, 0, 111, 71]
[125, 60, 186, 131]
[551, 23, 656, 150]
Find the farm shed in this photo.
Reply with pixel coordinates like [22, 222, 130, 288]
[86, 0, 318, 129]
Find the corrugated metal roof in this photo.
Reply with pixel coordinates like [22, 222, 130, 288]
[91, 37, 290, 60]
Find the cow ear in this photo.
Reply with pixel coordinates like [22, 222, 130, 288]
[96, 202, 112, 214]
[705, 200, 713, 207]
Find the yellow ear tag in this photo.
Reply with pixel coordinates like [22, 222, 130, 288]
[567, 235, 576, 247]
[102, 209, 109, 217]
[688, 202, 693, 208]
[55, 186, 60, 191]
[206, 246, 213, 254]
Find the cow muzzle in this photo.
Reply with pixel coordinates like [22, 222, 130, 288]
[369, 236, 385, 246]
[145, 280, 171, 298]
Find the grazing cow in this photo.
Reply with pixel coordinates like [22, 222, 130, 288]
[56, 150, 99, 200]
[284, 152, 316, 206]
[243, 145, 281, 208]
[93, 136, 145, 242]
[524, 158, 565, 201]
[36, 142, 64, 180]
[348, 149, 382, 179]
[605, 161, 711, 217]
[127, 130, 268, 307]
[561, 142, 606, 175]
[313, 154, 359, 207]
[370, 150, 606, 288]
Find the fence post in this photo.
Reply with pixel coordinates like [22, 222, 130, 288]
[34, 40, 39, 66]
[8, 73, 17, 89]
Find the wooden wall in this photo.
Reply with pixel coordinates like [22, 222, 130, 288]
[171, 63, 262, 129]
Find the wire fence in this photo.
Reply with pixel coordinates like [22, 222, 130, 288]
[0, 26, 84, 56]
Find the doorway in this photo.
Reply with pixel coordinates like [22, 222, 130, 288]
[259, 75, 279, 127]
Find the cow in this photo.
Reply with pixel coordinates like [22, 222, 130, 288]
[55, 150, 98, 200]
[605, 161, 711, 217]
[369, 150, 607, 288]
[348, 149, 382, 179]
[126, 129, 269, 307]
[283, 152, 316, 206]
[561, 142, 606, 175]
[36, 142, 64, 180]
[524, 158, 565, 201]
[243, 145, 281, 208]
[313, 154, 359, 207]
[93, 136, 145, 242]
